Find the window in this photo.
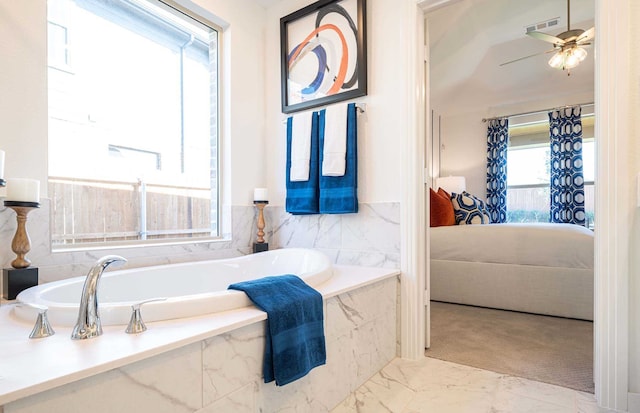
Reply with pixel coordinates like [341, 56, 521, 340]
[47, 0, 220, 247]
[47, 21, 70, 69]
[507, 111, 594, 228]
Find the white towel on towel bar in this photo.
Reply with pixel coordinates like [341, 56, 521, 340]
[322, 103, 348, 177]
[290, 112, 313, 182]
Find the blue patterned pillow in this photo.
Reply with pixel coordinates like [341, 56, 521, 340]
[451, 191, 491, 225]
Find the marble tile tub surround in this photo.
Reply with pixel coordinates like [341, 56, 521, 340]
[2, 270, 398, 413]
[266, 202, 400, 268]
[0, 200, 399, 298]
[331, 357, 602, 413]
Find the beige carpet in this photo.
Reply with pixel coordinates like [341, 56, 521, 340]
[426, 301, 594, 393]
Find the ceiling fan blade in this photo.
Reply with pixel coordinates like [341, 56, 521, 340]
[500, 49, 557, 66]
[576, 27, 595, 44]
[527, 31, 565, 45]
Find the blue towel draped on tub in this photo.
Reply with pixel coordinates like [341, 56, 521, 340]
[319, 103, 358, 213]
[286, 112, 320, 214]
[228, 275, 326, 386]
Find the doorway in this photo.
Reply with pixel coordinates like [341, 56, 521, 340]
[418, 0, 632, 410]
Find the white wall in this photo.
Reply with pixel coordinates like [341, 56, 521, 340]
[264, 0, 407, 206]
[0, 1, 48, 191]
[437, 109, 487, 198]
[190, 0, 268, 206]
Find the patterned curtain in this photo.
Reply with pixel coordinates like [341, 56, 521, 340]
[486, 118, 509, 223]
[548, 107, 586, 225]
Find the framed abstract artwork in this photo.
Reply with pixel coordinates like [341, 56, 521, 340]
[280, 0, 367, 114]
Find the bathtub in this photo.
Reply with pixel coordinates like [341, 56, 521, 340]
[14, 248, 332, 327]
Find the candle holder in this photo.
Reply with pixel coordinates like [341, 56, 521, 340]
[253, 200, 269, 253]
[5, 200, 39, 268]
[2, 200, 39, 300]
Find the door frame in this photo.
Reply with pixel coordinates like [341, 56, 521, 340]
[400, 1, 427, 360]
[592, 1, 630, 410]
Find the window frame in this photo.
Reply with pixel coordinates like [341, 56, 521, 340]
[505, 117, 595, 226]
[47, 0, 224, 251]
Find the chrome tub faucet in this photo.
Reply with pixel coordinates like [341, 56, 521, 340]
[71, 255, 127, 340]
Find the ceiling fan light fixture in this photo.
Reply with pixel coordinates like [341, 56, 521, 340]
[547, 46, 588, 71]
[564, 52, 580, 69]
[501, 0, 594, 72]
[573, 46, 588, 62]
[548, 51, 565, 69]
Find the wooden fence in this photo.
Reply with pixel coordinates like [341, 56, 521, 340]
[507, 183, 595, 226]
[49, 178, 214, 245]
[507, 184, 595, 211]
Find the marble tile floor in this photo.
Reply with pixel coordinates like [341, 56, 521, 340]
[331, 356, 604, 413]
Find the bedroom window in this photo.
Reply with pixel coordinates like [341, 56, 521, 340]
[507, 112, 594, 228]
[47, 0, 220, 247]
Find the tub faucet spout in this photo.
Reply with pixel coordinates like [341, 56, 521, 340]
[71, 255, 127, 340]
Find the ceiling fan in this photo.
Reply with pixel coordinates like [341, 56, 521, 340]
[501, 0, 595, 75]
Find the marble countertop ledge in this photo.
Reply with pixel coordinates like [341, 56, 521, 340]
[0, 265, 399, 406]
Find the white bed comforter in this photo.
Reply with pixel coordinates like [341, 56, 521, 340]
[430, 223, 594, 270]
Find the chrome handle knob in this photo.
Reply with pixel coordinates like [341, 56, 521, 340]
[20, 303, 55, 339]
[125, 298, 166, 334]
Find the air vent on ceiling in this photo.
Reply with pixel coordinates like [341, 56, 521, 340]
[525, 17, 560, 34]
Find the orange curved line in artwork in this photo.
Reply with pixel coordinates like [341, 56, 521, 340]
[288, 23, 349, 95]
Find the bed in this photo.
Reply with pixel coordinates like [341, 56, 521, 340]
[430, 223, 594, 321]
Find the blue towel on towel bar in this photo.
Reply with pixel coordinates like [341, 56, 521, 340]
[228, 275, 326, 386]
[319, 103, 358, 213]
[286, 112, 320, 214]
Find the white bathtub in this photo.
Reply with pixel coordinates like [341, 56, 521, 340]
[14, 248, 332, 327]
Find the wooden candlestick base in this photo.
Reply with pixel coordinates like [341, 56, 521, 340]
[253, 201, 268, 253]
[4, 201, 40, 269]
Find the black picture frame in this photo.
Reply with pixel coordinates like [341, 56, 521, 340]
[280, 0, 367, 114]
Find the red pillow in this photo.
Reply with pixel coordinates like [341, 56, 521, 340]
[437, 188, 456, 226]
[430, 188, 456, 227]
[438, 187, 452, 200]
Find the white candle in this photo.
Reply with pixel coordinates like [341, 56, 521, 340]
[6, 178, 40, 203]
[0, 150, 5, 180]
[253, 188, 268, 202]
